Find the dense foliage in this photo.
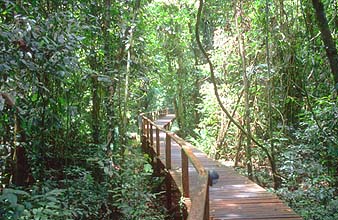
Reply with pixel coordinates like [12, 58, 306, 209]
[1, 0, 337, 219]
[1, 0, 166, 219]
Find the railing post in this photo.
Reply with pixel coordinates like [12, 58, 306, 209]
[146, 120, 150, 141]
[204, 176, 210, 220]
[142, 118, 145, 136]
[165, 131, 172, 209]
[182, 148, 189, 198]
[166, 133, 171, 169]
[156, 127, 160, 156]
[141, 118, 146, 151]
[150, 123, 153, 147]
[166, 172, 172, 210]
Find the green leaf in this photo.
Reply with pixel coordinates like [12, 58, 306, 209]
[143, 164, 153, 173]
[6, 193, 17, 205]
[45, 189, 64, 196]
[31, 93, 38, 102]
[46, 196, 58, 203]
[3, 188, 29, 197]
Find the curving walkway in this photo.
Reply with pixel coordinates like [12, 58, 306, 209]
[146, 113, 302, 220]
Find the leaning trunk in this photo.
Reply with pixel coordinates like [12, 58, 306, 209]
[312, 0, 338, 90]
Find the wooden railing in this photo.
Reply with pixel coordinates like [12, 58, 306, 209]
[140, 111, 210, 220]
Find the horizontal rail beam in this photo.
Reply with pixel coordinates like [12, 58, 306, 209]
[142, 115, 207, 176]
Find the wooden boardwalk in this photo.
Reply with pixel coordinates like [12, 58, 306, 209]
[143, 113, 302, 220]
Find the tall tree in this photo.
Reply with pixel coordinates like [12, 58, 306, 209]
[235, 0, 253, 180]
[312, 0, 338, 91]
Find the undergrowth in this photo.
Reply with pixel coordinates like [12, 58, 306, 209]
[0, 143, 167, 220]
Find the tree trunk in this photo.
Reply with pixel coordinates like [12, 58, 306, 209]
[236, 0, 253, 180]
[103, 0, 116, 152]
[267, 0, 282, 189]
[12, 111, 30, 186]
[216, 89, 244, 156]
[122, 0, 141, 143]
[92, 75, 100, 144]
[312, 0, 338, 90]
[234, 130, 243, 167]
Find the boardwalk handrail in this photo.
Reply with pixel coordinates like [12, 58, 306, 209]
[140, 112, 209, 220]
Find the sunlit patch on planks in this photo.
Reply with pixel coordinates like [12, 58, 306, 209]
[141, 112, 302, 220]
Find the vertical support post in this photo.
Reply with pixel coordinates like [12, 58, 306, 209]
[166, 172, 172, 210]
[141, 118, 145, 136]
[141, 118, 145, 151]
[150, 123, 153, 147]
[156, 127, 160, 156]
[166, 133, 171, 169]
[146, 120, 150, 141]
[181, 148, 189, 198]
[204, 176, 210, 220]
[141, 134, 147, 152]
[141, 118, 150, 160]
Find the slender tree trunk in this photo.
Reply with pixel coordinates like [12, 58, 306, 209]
[188, 22, 202, 128]
[122, 36, 132, 143]
[266, 0, 281, 189]
[236, 0, 253, 180]
[176, 67, 185, 135]
[122, 0, 141, 142]
[266, 0, 274, 187]
[92, 75, 100, 144]
[12, 110, 30, 186]
[234, 129, 243, 167]
[216, 89, 244, 156]
[215, 111, 226, 159]
[1, 93, 30, 186]
[312, 0, 338, 90]
[103, 0, 116, 151]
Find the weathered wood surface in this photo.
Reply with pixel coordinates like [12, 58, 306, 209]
[152, 114, 302, 220]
